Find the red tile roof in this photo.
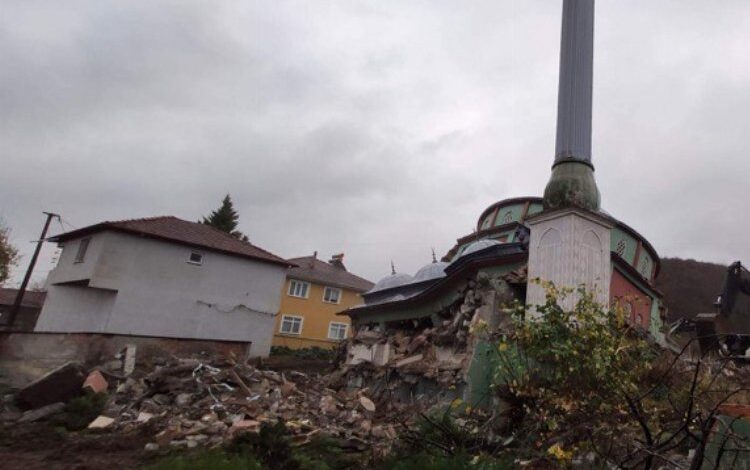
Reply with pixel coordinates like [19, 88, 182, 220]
[0, 288, 46, 308]
[49, 216, 292, 267]
[287, 255, 374, 292]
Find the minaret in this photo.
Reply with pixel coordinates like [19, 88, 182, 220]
[527, 0, 611, 310]
[543, 0, 600, 211]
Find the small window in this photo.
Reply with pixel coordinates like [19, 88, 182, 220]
[288, 280, 310, 298]
[188, 251, 203, 265]
[323, 286, 342, 304]
[328, 322, 348, 340]
[280, 315, 303, 335]
[502, 211, 513, 224]
[74, 238, 91, 263]
[616, 239, 626, 257]
[639, 258, 651, 278]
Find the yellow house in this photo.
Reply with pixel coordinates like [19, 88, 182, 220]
[273, 253, 374, 350]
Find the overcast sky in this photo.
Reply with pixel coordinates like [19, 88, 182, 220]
[2, 0, 749, 288]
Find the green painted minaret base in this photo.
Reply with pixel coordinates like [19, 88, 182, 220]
[542, 161, 600, 211]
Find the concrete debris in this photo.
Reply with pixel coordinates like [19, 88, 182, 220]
[2, 277, 512, 458]
[83, 370, 109, 394]
[17, 362, 87, 409]
[2, 353, 408, 456]
[17, 402, 66, 423]
[88, 415, 115, 429]
[123, 344, 137, 376]
[393, 354, 423, 368]
[358, 396, 376, 412]
[337, 277, 515, 411]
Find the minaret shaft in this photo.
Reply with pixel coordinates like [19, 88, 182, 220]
[555, 0, 594, 165]
[543, 0, 600, 211]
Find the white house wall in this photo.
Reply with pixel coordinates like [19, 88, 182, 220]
[35, 231, 286, 356]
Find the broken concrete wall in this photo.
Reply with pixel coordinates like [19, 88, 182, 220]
[339, 271, 519, 411]
[0, 332, 251, 387]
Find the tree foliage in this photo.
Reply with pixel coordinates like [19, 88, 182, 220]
[0, 222, 19, 285]
[491, 282, 750, 468]
[201, 194, 249, 242]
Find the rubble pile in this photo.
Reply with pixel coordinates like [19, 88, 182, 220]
[340, 273, 516, 405]
[4, 354, 404, 457]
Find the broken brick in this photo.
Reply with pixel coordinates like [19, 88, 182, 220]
[82, 370, 109, 394]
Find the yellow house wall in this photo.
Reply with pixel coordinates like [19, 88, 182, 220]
[272, 279, 362, 350]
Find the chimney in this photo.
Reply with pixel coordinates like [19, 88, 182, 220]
[329, 253, 346, 271]
[543, 0, 600, 211]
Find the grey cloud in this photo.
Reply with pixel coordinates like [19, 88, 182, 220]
[2, 1, 750, 286]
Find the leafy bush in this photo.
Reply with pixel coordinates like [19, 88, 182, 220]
[499, 283, 654, 406]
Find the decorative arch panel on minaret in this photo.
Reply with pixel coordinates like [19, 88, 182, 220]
[526, 209, 612, 312]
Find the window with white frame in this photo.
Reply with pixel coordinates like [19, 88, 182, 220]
[323, 286, 342, 304]
[328, 322, 348, 340]
[288, 280, 310, 298]
[279, 315, 303, 335]
[188, 251, 204, 265]
[74, 238, 91, 263]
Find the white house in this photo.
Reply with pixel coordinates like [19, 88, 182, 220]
[34, 216, 292, 357]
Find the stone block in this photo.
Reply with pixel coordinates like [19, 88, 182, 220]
[88, 415, 115, 429]
[17, 402, 65, 423]
[17, 362, 86, 409]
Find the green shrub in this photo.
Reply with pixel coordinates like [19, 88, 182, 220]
[142, 450, 262, 470]
[51, 391, 109, 431]
[270, 346, 335, 361]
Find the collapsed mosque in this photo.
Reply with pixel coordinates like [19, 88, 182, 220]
[337, 0, 666, 407]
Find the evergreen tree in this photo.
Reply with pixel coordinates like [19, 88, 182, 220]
[201, 195, 249, 242]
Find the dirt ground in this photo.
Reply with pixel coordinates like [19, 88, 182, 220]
[0, 421, 158, 470]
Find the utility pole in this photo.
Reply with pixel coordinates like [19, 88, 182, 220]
[7, 211, 59, 329]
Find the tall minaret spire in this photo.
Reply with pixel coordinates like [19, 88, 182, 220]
[543, 0, 600, 211]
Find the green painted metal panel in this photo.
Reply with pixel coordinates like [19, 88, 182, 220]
[649, 299, 666, 346]
[526, 203, 544, 217]
[493, 204, 524, 227]
[466, 342, 498, 408]
[611, 227, 637, 265]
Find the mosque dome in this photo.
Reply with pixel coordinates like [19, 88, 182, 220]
[412, 261, 449, 283]
[368, 272, 413, 293]
[452, 239, 501, 263]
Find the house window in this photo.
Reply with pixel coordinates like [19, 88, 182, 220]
[74, 238, 91, 263]
[279, 315, 303, 335]
[188, 251, 204, 265]
[323, 286, 342, 304]
[328, 322, 348, 340]
[288, 280, 310, 298]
